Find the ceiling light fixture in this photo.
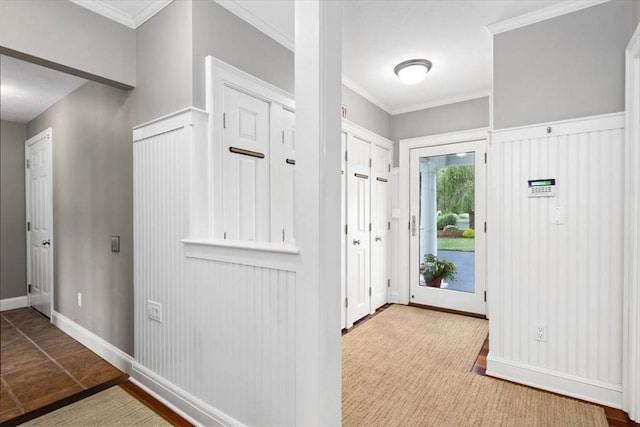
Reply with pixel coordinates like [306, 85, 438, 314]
[394, 59, 432, 85]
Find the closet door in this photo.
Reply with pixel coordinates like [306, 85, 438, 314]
[222, 86, 270, 241]
[341, 132, 347, 329]
[347, 135, 371, 325]
[271, 108, 296, 244]
[370, 144, 390, 312]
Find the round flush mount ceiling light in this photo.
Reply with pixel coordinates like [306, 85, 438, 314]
[394, 59, 432, 85]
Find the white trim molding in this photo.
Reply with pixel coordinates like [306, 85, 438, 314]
[623, 22, 640, 423]
[341, 75, 393, 115]
[0, 296, 28, 311]
[214, 0, 294, 52]
[391, 91, 491, 116]
[70, 0, 173, 29]
[130, 362, 242, 427]
[51, 311, 133, 375]
[486, 0, 610, 35]
[487, 355, 623, 408]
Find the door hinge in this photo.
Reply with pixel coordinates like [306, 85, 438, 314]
[369, 287, 372, 296]
[484, 152, 487, 164]
[27, 221, 31, 231]
[387, 279, 390, 288]
[345, 224, 348, 235]
[345, 151, 348, 162]
[345, 297, 348, 308]
[26, 159, 30, 168]
[28, 284, 32, 293]
[369, 223, 372, 232]
[222, 112, 226, 129]
[369, 158, 372, 168]
[282, 130, 285, 144]
[484, 291, 487, 302]
[387, 221, 391, 230]
[282, 229, 285, 242]
[388, 164, 391, 172]
[484, 222, 487, 233]
[223, 232, 227, 240]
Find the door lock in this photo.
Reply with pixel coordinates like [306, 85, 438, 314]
[42, 239, 50, 246]
[411, 216, 417, 236]
[375, 236, 382, 242]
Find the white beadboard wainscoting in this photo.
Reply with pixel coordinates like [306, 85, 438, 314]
[487, 112, 625, 407]
[133, 108, 298, 426]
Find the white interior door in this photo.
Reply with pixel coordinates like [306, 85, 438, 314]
[341, 131, 347, 329]
[223, 86, 270, 241]
[347, 135, 371, 325]
[271, 108, 296, 244]
[370, 144, 390, 312]
[409, 140, 486, 315]
[26, 129, 53, 318]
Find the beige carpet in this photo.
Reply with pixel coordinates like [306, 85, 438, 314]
[342, 305, 607, 427]
[21, 386, 170, 426]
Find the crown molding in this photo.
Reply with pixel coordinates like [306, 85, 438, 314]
[391, 90, 491, 116]
[70, 0, 173, 29]
[214, 0, 294, 52]
[341, 75, 393, 115]
[486, 0, 610, 35]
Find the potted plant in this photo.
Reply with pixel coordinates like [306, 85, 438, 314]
[419, 254, 457, 288]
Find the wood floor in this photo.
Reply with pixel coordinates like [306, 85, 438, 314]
[0, 308, 190, 426]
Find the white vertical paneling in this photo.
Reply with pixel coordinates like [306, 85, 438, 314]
[134, 108, 297, 426]
[487, 113, 625, 407]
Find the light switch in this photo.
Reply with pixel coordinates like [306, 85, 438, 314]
[111, 236, 120, 252]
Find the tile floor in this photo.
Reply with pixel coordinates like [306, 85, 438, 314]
[0, 308, 126, 424]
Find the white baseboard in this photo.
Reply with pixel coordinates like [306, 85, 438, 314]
[130, 362, 243, 427]
[51, 311, 133, 374]
[0, 296, 28, 311]
[487, 354, 623, 408]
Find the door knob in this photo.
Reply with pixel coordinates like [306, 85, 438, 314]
[375, 236, 382, 242]
[352, 239, 360, 245]
[42, 239, 50, 246]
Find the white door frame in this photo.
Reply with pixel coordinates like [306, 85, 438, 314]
[399, 128, 489, 308]
[623, 22, 640, 423]
[25, 128, 54, 318]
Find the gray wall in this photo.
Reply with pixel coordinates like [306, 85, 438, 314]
[0, 121, 27, 300]
[27, 82, 134, 355]
[192, 0, 294, 109]
[0, 0, 135, 88]
[494, 1, 634, 129]
[132, 0, 193, 125]
[391, 97, 490, 165]
[342, 86, 392, 140]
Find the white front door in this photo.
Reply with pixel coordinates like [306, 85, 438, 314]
[409, 140, 486, 315]
[26, 129, 54, 318]
[370, 144, 390, 312]
[347, 135, 371, 325]
[222, 86, 271, 241]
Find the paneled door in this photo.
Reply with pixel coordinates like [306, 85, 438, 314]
[347, 135, 371, 325]
[409, 140, 486, 315]
[222, 86, 270, 241]
[26, 129, 54, 318]
[370, 144, 390, 312]
[341, 131, 347, 328]
[271, 108, 296, 244]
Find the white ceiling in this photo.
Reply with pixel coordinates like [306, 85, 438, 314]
[0, 55, 87, 124]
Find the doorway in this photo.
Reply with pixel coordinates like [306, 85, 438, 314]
[408, 139, 486, 315]
[25, 128, 54, 318]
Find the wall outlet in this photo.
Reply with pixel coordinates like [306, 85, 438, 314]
[147, 300, 162, 323]
[534, 323, 547, 342]
[77, 292, 82, 307]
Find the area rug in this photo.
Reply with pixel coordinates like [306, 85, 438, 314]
[21, 386, 170, 426]
[342, 304, 607, 427]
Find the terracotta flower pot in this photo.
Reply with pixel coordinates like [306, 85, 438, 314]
[425, 276, 442, 288]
